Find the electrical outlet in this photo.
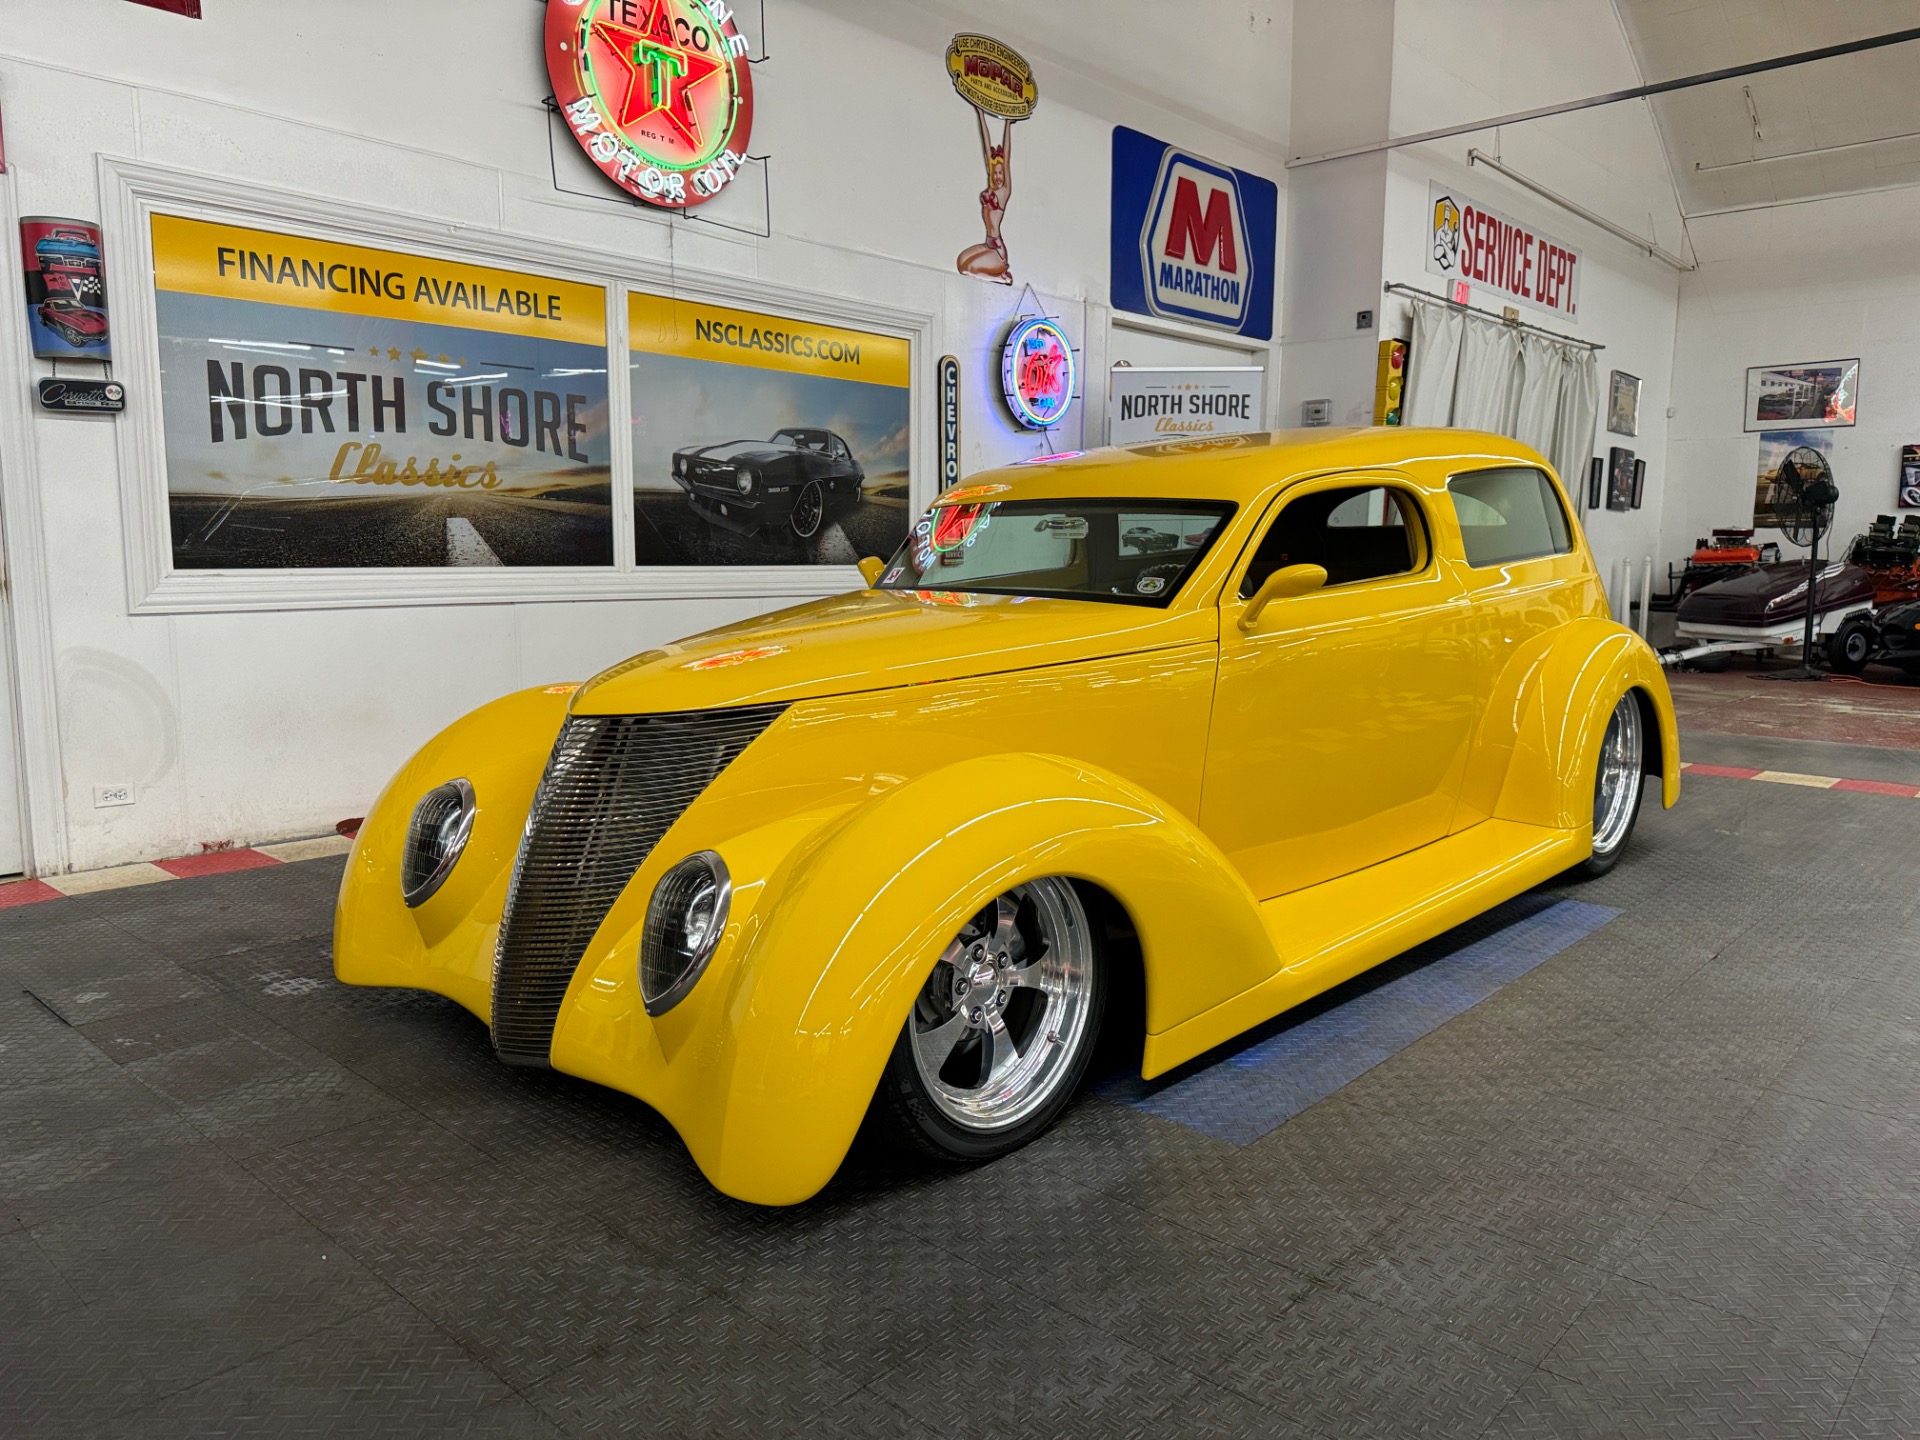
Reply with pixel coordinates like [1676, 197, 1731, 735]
[93, 784, 134, 808]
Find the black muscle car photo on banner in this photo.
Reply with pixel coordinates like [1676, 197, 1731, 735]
[630, 293, 912, 567]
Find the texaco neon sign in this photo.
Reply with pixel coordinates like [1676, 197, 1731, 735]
[546, 0, 755, 210]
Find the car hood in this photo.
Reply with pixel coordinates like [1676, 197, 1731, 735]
[571, 588, 1216, 715]
[683, 441, 791, 464]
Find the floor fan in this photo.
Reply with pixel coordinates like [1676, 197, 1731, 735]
[1760, 444, 1841, 682]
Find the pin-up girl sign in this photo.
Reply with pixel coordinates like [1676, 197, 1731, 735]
[946, 35, 1037, 286]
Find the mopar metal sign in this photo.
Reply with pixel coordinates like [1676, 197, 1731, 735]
[1110, 126, 1276, 340]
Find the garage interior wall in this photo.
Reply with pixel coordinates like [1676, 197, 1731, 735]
[0, 0, 1291, 875]
[1660, 185, 1920, 564]
[1284, 0, 1688, 591]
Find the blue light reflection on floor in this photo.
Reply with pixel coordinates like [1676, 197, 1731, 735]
[1103, 895, 1620, 1146]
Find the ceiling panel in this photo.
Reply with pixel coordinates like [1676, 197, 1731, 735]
[1613, 0, 1920, 213]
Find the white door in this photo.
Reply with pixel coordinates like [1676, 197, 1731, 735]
[0, 590, 23, 877]
[1109, 324, 1263, 371]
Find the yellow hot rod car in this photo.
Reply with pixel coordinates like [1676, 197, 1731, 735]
[335, 428, 1678, 1205]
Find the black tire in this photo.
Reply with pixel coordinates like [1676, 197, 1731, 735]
[869, 879, 1105, 1164]
[1690, 651, 1730, 673]
[1826, 618, 1873, 675]
[790, 480, 825, 539]
[1573, 693, 1647, 879]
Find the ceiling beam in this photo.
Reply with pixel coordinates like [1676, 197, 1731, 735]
[1286, 26, 1920, 168]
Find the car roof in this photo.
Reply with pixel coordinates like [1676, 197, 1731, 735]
[936, 428, 1554, 506]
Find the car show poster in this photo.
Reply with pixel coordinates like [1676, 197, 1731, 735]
[152, 215, 611, 569]
[629, 292, 911, 565]
[1108, 367, 1264, 446]
[1753, 429, 1832, 529]
[21, 217, 110, 360]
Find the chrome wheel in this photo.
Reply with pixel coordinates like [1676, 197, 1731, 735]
[908, 879, 1095, 1132]
[791, 481, 825, 538]
[1591, 694, 1644, 858]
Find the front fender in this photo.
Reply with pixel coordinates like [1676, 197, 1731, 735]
[564, 752, 1277, 1206]
[332, 685, 575, 1016]
[1489, 618, 1680, 832]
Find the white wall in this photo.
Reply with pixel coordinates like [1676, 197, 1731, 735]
[1663, 186, 1920, 566]
[1277, 0, 1393, 428]
[1379, 148, 1682, 586]
[1276, 0, 1686, 587]
[0, 0, 1292, 872]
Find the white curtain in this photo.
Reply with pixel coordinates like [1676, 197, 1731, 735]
[1451, 313, 1522, 432]
[1512, 332, 1563, 459]
[1402, 302, 1462, 428]
[1401, 296, 1599, 491]
[1549, 348, 1599, 501]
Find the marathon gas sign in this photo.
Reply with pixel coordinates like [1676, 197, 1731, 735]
[1423, 180, 1582, 322]
[1111, 126, 1277, 340]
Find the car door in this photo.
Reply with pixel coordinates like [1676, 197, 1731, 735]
[1441, 462, 1595, 829]
[1201, 473, 1481, 900]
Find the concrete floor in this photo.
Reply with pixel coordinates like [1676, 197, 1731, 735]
[5, 717, 1920, 1436]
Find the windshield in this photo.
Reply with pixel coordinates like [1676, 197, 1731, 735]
[877, 498, 1235, 606]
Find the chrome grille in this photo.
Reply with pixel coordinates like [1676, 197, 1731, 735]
[490, 703, 786, 1065]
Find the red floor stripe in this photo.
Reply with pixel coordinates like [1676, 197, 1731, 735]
[0, 878, 63, 909]
[155, 848, 281, 879]
[1683, 763, 1764, 780]
[1831, 777, 1920, 798]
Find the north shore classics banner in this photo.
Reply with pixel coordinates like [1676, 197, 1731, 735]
[628, 293, 911, 566]
[152, 215, 612, 569]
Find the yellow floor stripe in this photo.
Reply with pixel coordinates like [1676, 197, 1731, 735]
[1751, 770, 1841, 788]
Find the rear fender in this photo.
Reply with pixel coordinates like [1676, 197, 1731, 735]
[1489, 619, 1680, 831]
[697, 752, 1277, 1204]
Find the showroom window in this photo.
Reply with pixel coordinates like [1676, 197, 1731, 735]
[1448, 466, 1573, 568]
[1238, 484, 1427, 598]
[100, 160, 931, 613]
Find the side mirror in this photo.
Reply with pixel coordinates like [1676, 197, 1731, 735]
[1239, 563, 1328, 631]
[856, 556, 886, 588]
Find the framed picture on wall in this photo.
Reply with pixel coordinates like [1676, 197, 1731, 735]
[1606, 447, 1634, 511]
[1900, 444, 1920, 509]
[1631, 458, 1646, 510]
[1606, 370, 1640, 437]
[1744, 358, 1858, 432]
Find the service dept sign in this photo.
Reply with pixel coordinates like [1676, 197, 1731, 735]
[1111, 126, 1277, 340]
[1108, 367, 1264, 446]
[1424, 181, 1581, 321]
[546, 0, 755, 209]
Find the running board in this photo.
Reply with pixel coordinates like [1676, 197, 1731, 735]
[1142, 819, 1587, 1077]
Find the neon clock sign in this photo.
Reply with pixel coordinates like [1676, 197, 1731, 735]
[1000, 316, 1075, 430]
[546, 0, 756, 210]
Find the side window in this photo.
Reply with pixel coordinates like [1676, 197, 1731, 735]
[1239, 485, 1427, 599]
[1449, 466, 1573, 567]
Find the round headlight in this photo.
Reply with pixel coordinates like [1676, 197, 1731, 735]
[400, 779, 475, 908]
[639, 851, 731, 1016]
[735, 467, 755, 494]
